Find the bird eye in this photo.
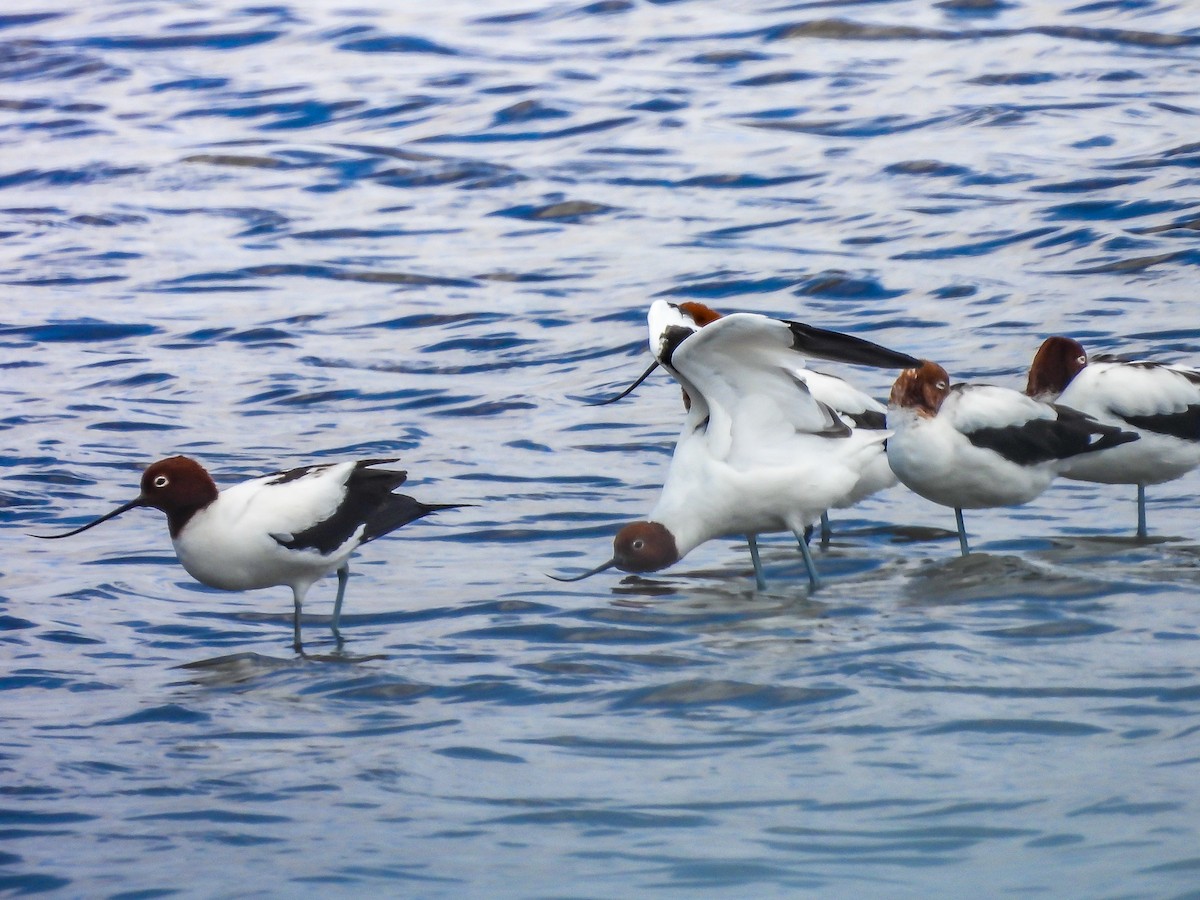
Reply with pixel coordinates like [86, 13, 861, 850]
[1077, 355, 1086, 365]
[153, 475, 169, 488]
[632, 539, 645, 551]
[935, 381, 948, 391]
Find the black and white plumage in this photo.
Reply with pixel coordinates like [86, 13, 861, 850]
[888, 361, 1138, 555]
[33, 456, 461, 652]
[557, 311, 897, 590]
[594, 299, 916, 541]
[1027, 335, 1200, 537]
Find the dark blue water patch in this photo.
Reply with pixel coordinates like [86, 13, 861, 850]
[687, 49, 771, 67]
[1137, 214, 1200, 236]
[151, 75, 230, 92]
[577, 0, 635, 15]
[422, 334, 535, 353]
[0, 321, 159, 343]
[969, 72, 1059, 86]
[1030, 227, 1102, 251]
[86, 421, 182, 432]
[0, 13, 64, 29]
[178, 98, 366, 130]
[0, 616, 35, 632]
[450, 621, 683, 647]
[0, 873, 72, 894]
[795, 272, 907, 301]
[1139, 856, 1200, 874]
[163, 264, 476, 290]
[171, 326, 295, 346]
[370, 311, 506, 331]
[1043, 198, 1196, 221]
[0, 40, 116, 82]
[129, 809, 292, 825]
[978, 619, 1117, 639]
[744, 111, 959, 138]
[492, 99, 570, 126]
[1068, 797, 1182, 817]
[698, 216, 808, 240]
[891, 226, 1059, 260]
[68, 213, 149, 228]
[630, 97, 688, 113]
[418, 115, 636, 143]
[84, 372, 175, 389]
[434, 745, 525, 764]
[658, 274, 800, 299]
[80, 30, 282, 51]
[678, 172, 817, 189]
[483, 806, 712, 829]
[97, 704, 211, 727]
[885, 160, 973, 178]
[38, 631, 104, 646]
[0, 808, 96, 826]
[1061, 249, 1196, 275]
[288, 226, 457, 241]
[763, 19, 1200, 48]
[920, 718, 1107, 736]
[491, 200, 615, 222]
[734, 70, 818, 87]
[1031, 175, 1145, 193]
[930, 284, 978, 300]
[5, 273, 126, 287]
[337, 33, 459, 55]
[616, 679, 855, 711]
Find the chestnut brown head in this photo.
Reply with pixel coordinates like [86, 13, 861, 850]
[1026, 336, 1087, 400]
[890, 361, 952, 416]
[612, 521, 679, 573]
[32, 455, 219, 541]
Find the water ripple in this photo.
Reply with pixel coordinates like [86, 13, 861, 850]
[2, 0, 1200, 895]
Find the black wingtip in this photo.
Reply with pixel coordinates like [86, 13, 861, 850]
[786, 321, 921, 369]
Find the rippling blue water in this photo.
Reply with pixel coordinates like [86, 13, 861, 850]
[4, 0, 1200, 895]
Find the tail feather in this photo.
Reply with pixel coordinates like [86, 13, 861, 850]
[361, 496, 468, 544]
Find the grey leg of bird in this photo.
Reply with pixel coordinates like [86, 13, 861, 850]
[955, 508, 970, 557]
[292, 587, 305, 655]
[1136, 484, 1147, 539]
[331, 564, 349, 647]
[820, 512, 831, 546]
[747, 535, 766, 590]
[792, 528, 822, 591]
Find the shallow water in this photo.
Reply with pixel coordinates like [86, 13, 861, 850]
[3, 0, 1200, 895]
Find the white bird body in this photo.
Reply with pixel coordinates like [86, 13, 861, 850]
[888, 361, 1137, 554]
[1026, 336, 1200, 536]
[887, 386, 1063, 509]
[564, 309, 897, 588]
[646, 300, 903, 518]
[172, 462, 371, 594]
[649, 389, 881, 557]
[1037, 357, 1200, 484]
[36, 456, 458, 652]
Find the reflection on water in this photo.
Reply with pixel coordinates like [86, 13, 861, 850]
[2, 0, 1200, 895]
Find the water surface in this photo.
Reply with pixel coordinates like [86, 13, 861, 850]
[3, 0, 1200, 895]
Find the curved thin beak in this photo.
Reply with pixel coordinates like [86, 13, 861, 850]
[586, 359, 660, 406]
[548, 559, 617, 582]
[29, 498, 149, 539]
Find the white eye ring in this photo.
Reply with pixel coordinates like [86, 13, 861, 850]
[1077, 355, 1086, 365]
[632, 539, 645, 551]
[935, 381, 948, 391]
[153, 475, 169, 488]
